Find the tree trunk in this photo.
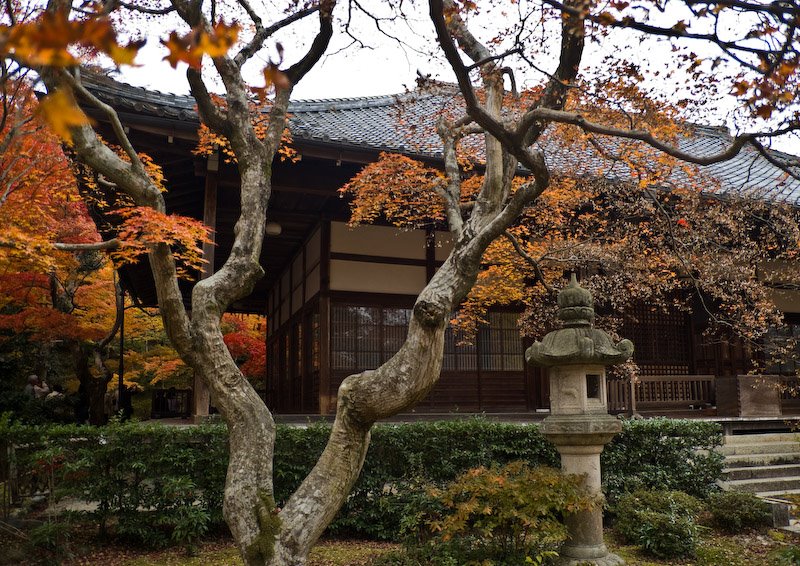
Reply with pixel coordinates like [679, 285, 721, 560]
[73, 343, 112, 425]
[185, 299, 276, 565]
[86, 378, 108, 426]
[75, 356, 102, 425]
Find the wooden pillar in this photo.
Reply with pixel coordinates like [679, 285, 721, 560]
[194, 153, 218, 419]
[318, 220, 332, 415]
[628, 376, 638, 417]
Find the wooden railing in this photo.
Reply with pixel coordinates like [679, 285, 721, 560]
[608, 375, 716, 414]
[781, 377, 800, 414]
[150, 388, 192, 419]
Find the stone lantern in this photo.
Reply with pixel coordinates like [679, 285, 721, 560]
[526, 274, 633, 566]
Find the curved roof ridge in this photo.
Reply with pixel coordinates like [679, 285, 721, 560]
[289, 92, 414, 112]
[78, 73, 800, 204]
[81, 72, 196, 108]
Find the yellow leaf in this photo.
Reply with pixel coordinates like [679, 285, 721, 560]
[36, 90, 91, 142]
[197, 22, 239, 58]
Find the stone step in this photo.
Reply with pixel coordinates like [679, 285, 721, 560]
[754, 488, 800, 499]
[723, 476, 800, 494]
[724, 433, 800, 445]
[723, 463, 800, 481]
[719, 442, 800, 456]
[724, 452, 800, 468]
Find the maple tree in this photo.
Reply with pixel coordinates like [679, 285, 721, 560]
[0, 67, 206, 425]
[222, 314, 267, 386]
[344, 155, 800, 374]
[0, 84, 133, 425]
[3, 1, 799, 566]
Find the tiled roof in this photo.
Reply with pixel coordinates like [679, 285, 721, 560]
[83, 74, 800, 205]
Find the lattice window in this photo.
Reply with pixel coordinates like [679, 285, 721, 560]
[480, 312, 524, 371]
[765, 324, 800, 375]
[442, 312, 523, 372]
[294, 323, 303, 376]
[311, 314, 320, 372]
[332, 306, 525, 373]
[442, 324, 477, 371]
[382, 308, 411, 364]
[622, 306, 690, 375]
[331, 305, 412, 371]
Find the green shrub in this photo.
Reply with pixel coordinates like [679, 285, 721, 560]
[26, 520, 73, 565]
[614, 489, 702, 559]
[706, 491, 772, 532]
[0, 418, 226, 552]
[0, 417, 725, 546]
[398, 462, 592, 565]
[631, 510, 698, 559]
[328, 419, 559, 540]
[602, 417, 723, 501]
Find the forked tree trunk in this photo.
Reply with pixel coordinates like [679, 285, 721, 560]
[39, 3, 535, 564]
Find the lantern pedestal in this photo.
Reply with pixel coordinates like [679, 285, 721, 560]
[526, 275, 633, 566]
[541, 414, 623, 566]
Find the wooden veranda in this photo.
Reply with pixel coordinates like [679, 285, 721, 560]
[607, 374, 800, 418]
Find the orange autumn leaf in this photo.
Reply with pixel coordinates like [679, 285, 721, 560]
[162, 31, 195, 68]
[259, 64, 291, 93]
[161, 22, 239, 69]
[0, 10, 143, 67]
[35, 90, 92, 142]
[198, 21, 240, 57]
[111, 207, 212, 279]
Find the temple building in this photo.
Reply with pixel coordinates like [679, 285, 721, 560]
[80, 75, 800, 420]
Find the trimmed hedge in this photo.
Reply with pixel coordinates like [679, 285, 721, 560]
[601, 417, 724, 501]
[2, 419, 228, 551]
[706, 491, 773, 532]
[0, 416, 723, 544]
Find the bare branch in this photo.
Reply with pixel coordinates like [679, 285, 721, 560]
[118, 0, 176, 15]
[436, 117, 466, 234]
[98, 273, 124, 349]
[503, 230, 555, 294]
[61, 69, 145, 175]
[540, 0, 799, 74]
[428, 0, 576, 181]
[234, 4, 320, 68]
[527, 107, 763, 166]
[186, 68, 229, 134]
[464, 48, 523, 71]
[750, 139, 800, 183]
[284, 1, 335, 86]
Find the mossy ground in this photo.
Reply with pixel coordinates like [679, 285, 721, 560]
[3, 529, 798, 565]
[116, 540, 399, 565]
[610, 528, 799, 566]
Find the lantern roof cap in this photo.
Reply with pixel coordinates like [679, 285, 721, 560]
[526, 275, 634, 367]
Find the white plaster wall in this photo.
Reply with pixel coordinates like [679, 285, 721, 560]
[330, 260, 426, 294]
[330, 221, 425, 259]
